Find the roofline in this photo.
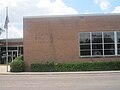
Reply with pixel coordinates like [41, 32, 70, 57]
[23, 13, 120, 19]
[0, 38, 23, 41]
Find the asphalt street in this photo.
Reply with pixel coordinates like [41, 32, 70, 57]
[0, 73, 120, 90]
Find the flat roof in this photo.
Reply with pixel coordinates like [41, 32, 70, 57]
[23, 13, 120, 19]
[0, 38, 23, 43]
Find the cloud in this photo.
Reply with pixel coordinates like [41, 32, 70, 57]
[112, 6, 120, 13]
[0, 0, 78, 39]
[37, 0, 78, 15]
[94, 0, 110, 11]
[0, 0, 78, 23]
[0, 24, 23, 39]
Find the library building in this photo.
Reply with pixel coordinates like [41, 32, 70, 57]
[23, 14, 120, 70]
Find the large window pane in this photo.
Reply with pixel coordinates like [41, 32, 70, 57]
[104, 44, 115, 49]
[117, 44, 120, 49]
[104, 32, 114, 43]
[79, 31, 118, 57]
[117, 32, 120, 55]
[117, 44, 120, 55]
[80, 32, 91, 56]
[92, 44, 102, 49]
[80, 45, 90, 50]
[80, 33, 90, 38]
[92, 50, 103, 55]
[8, 47, 17, 50]
[92, 32, 102, 38]
[80, 32, 90, 44]
[80, 38, 90, 44]
[92, 38, 102, 43]
[92, 32, 102, 43]
[104, 50, 115, 55]
[117, 32, 120, 43]
[80, 51, 91, 56]
[117, 50, 120, 55]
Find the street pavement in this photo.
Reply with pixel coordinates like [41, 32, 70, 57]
[0, 72, 120, 90]
[0, 65, 120, 90]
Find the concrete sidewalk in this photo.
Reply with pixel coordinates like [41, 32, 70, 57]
[0, 71, 120, 75]
[0, 65, 10, 73]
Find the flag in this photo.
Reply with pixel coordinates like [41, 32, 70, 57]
[4, 7, 9, 29]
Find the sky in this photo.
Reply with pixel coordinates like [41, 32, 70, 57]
[0, 0, 120, 39]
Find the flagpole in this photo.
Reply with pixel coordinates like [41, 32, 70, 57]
[6, 23, 8, 72]
[5, 7, 9, 72]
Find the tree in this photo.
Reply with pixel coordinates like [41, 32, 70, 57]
[0, 28, 4, 35]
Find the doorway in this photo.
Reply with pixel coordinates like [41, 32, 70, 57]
[0, 46, 23, 64]
[8, 50, 18, 63]
[1, 50, 18, 64]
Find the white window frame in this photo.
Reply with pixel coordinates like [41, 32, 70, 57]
[79, 31, 120, 58]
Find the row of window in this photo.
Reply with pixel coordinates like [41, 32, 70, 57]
[79, 31, 120, 57]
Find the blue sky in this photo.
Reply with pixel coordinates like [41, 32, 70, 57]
[0, 0, 120, 39]
[63, 0, 99, 13]
[63, 0, 120, 13]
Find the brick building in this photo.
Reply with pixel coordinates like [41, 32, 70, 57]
[23, 14, 120, 71]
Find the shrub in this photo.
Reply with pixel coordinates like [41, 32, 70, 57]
[31, 61, 120, 72]
[14, 55, 23, 61]
[10, 56, 24, 72]
[31, 62, 55, 72]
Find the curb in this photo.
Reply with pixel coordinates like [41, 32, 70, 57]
[0, 71, 120, 75]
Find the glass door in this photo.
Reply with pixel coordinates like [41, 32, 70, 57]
[0, 46, 22, 64]
[8, 50, 18, 63]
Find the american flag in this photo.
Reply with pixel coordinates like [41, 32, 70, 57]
[4, 7, 9, 29]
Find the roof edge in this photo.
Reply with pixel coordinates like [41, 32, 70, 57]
[23, 13, 120, 19]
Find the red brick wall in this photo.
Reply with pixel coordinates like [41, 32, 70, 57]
[23, 15, 120, 71]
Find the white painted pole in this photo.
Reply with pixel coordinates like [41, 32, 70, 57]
[6, 26, 8, 72]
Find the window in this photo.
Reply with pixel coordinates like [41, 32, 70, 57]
[79, 31, 120, 57]
[92, 32, 103, 56]
[117, 32, 120, 55]
[80, 32, 91, 56]
[103, 32, 115, 55]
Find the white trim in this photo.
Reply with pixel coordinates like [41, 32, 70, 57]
[90, 32, 92, 56]
[115, 32, 117, 55]
[80, 55, 120, 58]
[23, 13, 120, 19]
[78, 32, 80, 57]
[0, 45, 23, 47]
[102, 32, 104, 56]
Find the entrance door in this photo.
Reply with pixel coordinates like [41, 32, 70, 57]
[0, 46, 23, 64]
[8, 50, 18, 63]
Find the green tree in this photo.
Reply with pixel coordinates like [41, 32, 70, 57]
[0, 28, 4, 35]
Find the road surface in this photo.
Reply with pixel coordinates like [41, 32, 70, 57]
[0, 73, 120, 90]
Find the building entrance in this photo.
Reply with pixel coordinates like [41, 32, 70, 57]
[8, 50, 18, 62]
[0, 46, 23, 64]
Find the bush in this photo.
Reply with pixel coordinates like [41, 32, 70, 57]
[31, 61, 120, 72]
[14, 55, 23, 61]
[31, 62, 55, 72]
[10, 56, 24, 72]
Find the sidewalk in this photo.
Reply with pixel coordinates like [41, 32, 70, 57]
[0, 65, 120, 75]
[0, 65, 10, 73]
[1, 71, 120, 75]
